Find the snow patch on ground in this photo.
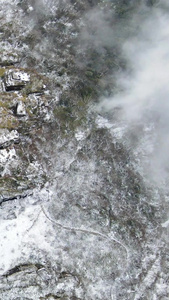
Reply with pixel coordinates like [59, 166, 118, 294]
[95, 115, 113, 129]
[75, 128, 90, 141]
[0, 129, 19, 145]
[12, 71, 30, 82]
[0, 148, 17, 176]
[0, 189, 53, 275]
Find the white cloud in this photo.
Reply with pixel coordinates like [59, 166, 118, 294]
[98, 1, 169, 185]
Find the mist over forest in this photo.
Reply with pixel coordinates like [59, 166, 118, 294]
[0, 1, 168, 299]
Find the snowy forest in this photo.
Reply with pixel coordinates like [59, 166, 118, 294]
[0, 0, 169, 299]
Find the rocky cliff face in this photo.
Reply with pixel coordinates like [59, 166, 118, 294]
[0, 1, 168, 300]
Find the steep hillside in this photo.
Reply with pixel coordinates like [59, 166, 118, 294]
[0, 1, 168, 300]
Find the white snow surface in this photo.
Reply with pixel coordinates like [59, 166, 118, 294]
[0, 188, 52, 275]
[0, 187, 126, 299]
[12, 71, 30, 82]
[0, 129, 19, 145]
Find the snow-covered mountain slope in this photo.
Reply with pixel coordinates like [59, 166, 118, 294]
[0, 0, 168, 299]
